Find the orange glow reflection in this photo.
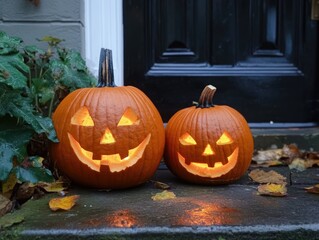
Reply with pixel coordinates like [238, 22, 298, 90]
[176, 199, 239, 226]
[105, 209, 138, 227]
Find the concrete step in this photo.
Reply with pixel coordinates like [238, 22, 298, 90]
[1, 128, 319, 240]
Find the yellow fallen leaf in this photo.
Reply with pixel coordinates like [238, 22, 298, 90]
[151, 190, 176, 201]
[257, 183, 287, 197]
[248, 169, 287, 184]
[38, 181, 67, 193]
[1, 173, 18, 194]
[49, 195, 80, 211]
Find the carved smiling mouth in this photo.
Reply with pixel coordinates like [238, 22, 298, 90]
[177, 147, 239, 178]
[68, 133, 151, 173]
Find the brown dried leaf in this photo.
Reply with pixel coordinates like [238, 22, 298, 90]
[282, 144, 301, 159]
[151, 190, 176, 201]
[49, 195, 80, 211]
[257, 183, 287, 197]
[249, 169, 287, 184]
[153, 181, 171, 190]
[305, 184, 319, 194]
[252, 148, 283, 164]
[0, 194, 13, 217]
[15, 182, 36, 204]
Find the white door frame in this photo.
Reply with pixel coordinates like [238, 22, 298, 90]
[84, 0, 123, 86]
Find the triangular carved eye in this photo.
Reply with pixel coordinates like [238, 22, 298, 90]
[216, 131, 233, 145]
[179, 132, 197, 145]
[71, 106, 94, 126]
[117, 107, 140, 126]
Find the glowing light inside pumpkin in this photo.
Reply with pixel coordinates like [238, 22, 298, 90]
[118, 107, 140, 126]
[68, 132, 151, 172]
[202, 144, 214, 156]
[179, 133, 197, 145]
[71, 106, 94, 126]
[177, 147, 239, 178]
[216, 132, 233, 145]
[100, 128, 116, 144]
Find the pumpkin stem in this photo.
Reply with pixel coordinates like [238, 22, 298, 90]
[196, 85, 217, 108]
[97, 48, 116, 87]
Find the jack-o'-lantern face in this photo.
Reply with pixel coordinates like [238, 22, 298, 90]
[68, 106, 151, 173]
[177, 131, 239, 178]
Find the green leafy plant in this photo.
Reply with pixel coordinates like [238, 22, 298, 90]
[0, 31, 96, 188]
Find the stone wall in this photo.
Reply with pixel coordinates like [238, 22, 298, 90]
[0, 0, 84, 55]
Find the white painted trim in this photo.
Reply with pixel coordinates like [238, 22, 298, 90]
[84, 0, 123, 86]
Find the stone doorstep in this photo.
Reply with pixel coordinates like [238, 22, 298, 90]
[1, 128, 319, 240]
[252, 127, 319, 151]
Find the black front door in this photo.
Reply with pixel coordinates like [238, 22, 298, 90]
[123, 0, 319, 126]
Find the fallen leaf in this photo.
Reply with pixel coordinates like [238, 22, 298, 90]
[15, 182, 36, 204]
[252, 148, 283, 164]
[305, 184, 319, 194]
[249, 169, 287, 184]
[0, 194, 13, 217]
[252, 144, 302, 166]
[288, 158, 319, 172]
[1, 173, 18, 194]
[151, 190, 176, 201]
[49, 195, 80, 211]
[257, 183, 287, 197]
[282, 144, 301, 159]
[153, 181, 171, 190]
[38, 181, 67, 193]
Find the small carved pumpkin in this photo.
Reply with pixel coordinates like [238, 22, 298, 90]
[164, 85, 254, 184]
[50, 49, 165, 189]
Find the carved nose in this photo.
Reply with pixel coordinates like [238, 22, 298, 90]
[202, 144, 215, 156]
[100, 128, 116, 144]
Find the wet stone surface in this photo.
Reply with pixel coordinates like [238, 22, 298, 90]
[1, 167, 319, 240]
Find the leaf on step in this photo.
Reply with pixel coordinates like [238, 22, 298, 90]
[252, 148, 283, 164]
[1, 173, 18, 194]
[49, 195, 80, 211]
[257, 183, 287, 197]
[305, 184, 319, 194]
[252, 144, 301, 166]
[38, 181, 67, 193]
[248, 169, 287, 184]
[153, 181, 171, 190]
[289, 158, 319, 172]
[151, 190, 176, 201]
[0, 194, 13, 217]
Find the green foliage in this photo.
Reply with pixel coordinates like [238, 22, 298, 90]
[0, 32, 96, 185]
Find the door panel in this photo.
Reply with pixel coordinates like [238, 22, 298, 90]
[124, 0, 319, 124]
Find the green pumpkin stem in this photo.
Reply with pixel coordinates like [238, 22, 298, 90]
[196, 85, 217, 108]
[97, 48, 116, 87]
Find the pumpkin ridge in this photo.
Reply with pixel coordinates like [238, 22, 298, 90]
[126, 86, 164, 177]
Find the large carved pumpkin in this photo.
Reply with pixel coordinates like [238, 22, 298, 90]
[164, 85, 253, 185]
[50, 49, 165, 189]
